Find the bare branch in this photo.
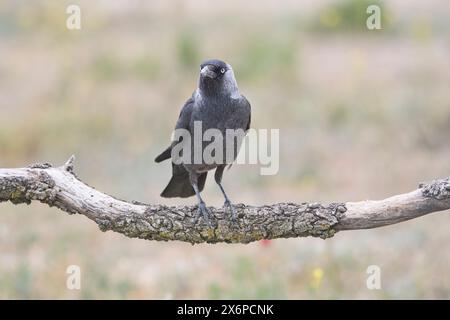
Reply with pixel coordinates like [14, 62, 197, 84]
[62, 155, 76, 173]
[1, 157, 449, 244]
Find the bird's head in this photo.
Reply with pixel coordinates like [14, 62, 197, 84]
[198, 59, 239, 98]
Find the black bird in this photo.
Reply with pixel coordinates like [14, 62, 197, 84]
[155, 59, 251, 223]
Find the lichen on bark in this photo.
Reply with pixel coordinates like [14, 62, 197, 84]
[420, 177, 450, 200]
[93, 202, 347, 244]
[0, 171, 57, 205]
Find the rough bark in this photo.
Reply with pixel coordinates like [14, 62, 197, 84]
[0, 156, 449, 244]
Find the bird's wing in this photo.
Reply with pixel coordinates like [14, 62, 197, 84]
[242, 95, 251, 131]
[175, 96, 195, 130]
[227, 96, 251, 170]
[154, 96, 195, 163]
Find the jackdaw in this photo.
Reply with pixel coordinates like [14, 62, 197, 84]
[155, 59, 251, 223]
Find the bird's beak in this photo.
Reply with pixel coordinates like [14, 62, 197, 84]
[200, 65, 217, 79]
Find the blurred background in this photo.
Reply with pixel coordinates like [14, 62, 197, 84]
[1, 0, 450, 299]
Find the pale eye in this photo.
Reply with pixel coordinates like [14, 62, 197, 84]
[220, 68, 225, 74]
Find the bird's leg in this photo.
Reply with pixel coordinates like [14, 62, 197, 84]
[190, 173, 213, 226]
[218, 183, 237, 220]
[214, 166, 237, 220]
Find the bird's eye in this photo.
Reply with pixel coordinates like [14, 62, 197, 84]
[220, 68, 226, 74]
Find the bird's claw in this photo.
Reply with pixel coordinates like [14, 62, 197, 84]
[223, 200, 237, 221]
[196, 202, 216, 227]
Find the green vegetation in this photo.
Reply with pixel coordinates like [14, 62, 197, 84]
[311, 0, 390, 32]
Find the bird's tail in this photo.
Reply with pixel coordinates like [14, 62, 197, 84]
[161, 165, 207, 198]
[155, 145, 172, 163]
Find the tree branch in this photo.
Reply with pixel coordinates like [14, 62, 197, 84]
[0, 157, 449, 244]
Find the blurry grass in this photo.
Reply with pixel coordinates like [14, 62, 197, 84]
[90, 54, 161, 82]
[91, 55, 123, 81]
[310, 0, 391, 33]
[236, 33, 297, 82]
[0, 261, 34, 299]
[0, 107, 115, 161]
[80, 267, 135, 299]
[14, 264, 33, 299]
[207, 256, 285, 299]
[130, 56, 161, 81]
[177, 30, 200, 69]
[0, 1, 71, 38]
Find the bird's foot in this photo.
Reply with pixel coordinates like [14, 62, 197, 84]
[223, 199, 237, 222]
[195, 202, 216, 227]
